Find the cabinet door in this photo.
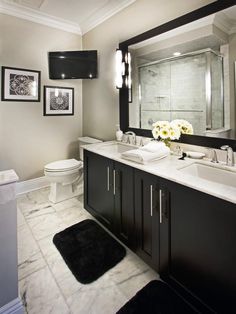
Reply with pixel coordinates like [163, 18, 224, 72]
[114, 162, 134, 248]
[134, 170, 160, 271]
[160, 180, 236, 313]
[84, 150, 114, 229]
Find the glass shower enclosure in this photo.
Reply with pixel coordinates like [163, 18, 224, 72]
[138, 49, 224, 135]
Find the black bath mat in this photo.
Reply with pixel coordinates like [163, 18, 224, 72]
[53, 219, 126, 284]
[117, 280, 196, 314]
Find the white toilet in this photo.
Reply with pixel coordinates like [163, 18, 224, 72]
[44, 137, 102, 203]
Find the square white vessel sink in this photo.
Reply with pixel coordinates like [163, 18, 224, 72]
[178, 163, 236, 188]
[97, 142, 136, 154]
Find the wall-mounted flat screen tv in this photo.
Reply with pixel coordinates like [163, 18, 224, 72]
[48, 50, 97, 79]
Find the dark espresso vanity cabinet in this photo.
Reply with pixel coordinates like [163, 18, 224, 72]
[134, 170, 168, 272]
[84, 150, 135, 247]
[113, 161, 135, 246]
[84, 149, 236, 313]
[134, 170, 160, 271]
[160, 181, 236, 313]
[84, 151, 114, 229]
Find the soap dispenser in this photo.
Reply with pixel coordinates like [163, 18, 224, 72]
[116, 124, 123, 141]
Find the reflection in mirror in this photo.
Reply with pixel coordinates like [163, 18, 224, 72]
[128, 6, 236, 139]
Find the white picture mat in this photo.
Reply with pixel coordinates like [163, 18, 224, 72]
[4, 68, 39, 100]
[45, 87, 73, 114]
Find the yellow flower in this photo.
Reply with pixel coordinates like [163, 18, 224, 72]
[159, 127, 170, 139]
[152, 119, 192, 142]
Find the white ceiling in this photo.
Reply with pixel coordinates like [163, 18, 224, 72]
[0, 0, 136, 34]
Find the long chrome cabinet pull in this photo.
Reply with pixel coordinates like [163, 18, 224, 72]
[107, 167, 110, 191]
[159, 189, 162, 224]
[150, 185, 153, 217]
[113, 170, 116, 195]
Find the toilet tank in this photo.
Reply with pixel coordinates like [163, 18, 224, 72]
[78, 137, 102, 161]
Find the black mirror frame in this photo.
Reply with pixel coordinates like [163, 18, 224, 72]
[119, 0, 236, 151]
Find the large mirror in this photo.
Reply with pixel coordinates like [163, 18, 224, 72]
[119, 1, 236, 149]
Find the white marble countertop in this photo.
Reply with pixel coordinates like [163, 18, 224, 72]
[0, 169, 19, 186]
[83, 141, 236, 204]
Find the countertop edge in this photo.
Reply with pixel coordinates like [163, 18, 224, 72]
[83, 141, 236, 205]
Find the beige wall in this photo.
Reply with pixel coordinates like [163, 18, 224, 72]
[0, 0, 218, 180]
[0, 13, 82, 180]
[82, 0, 215, 141]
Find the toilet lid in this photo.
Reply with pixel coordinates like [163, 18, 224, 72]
[45, 159, 82, 172]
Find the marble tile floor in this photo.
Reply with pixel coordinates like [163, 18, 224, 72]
[17, 187, 159, 314]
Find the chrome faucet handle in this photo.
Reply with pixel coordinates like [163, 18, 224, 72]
[139, 137, 144, 147]
[220, 145, 235, 166]
[121, 134, 127, 143]
[126, 135, 131, 144]
[211, 149, 218, 163]
[125, 131, 136, 145]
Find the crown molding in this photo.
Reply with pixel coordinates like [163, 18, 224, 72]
[81, 0, 136, 35]
[0, 0, 136, 36]
[0, 1, 81, 35]
[213, 12, 234, 34]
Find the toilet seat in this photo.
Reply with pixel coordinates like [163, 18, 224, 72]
[44, 168, 80, 177]
[45, 159, 82, 172]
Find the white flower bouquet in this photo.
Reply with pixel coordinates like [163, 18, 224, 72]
[152, 119, 193, 147]
[170, 119, 194, 135]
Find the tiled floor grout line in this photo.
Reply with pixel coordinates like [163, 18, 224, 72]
[18, 206, 47, 281]
[17, 187, 159, 314]
[20, 195, 129, 312]
[17, 258, 46, 282]
[18, 189, 106, 313]
[37, 249, 73, 313]
[18, 195, 72, 313]
[20, 197, 141, 295]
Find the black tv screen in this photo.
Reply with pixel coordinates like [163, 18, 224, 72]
[48, 50, 97, 79]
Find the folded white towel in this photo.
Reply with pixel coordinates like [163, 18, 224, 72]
[140, 141, 166, 153]
[121, 145, 170, 164]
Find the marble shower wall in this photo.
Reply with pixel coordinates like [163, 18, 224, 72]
[137, 52, 224, 135]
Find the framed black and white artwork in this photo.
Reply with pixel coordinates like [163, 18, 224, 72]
[1, 66, 40, 101]
[43, 86, 74, 116]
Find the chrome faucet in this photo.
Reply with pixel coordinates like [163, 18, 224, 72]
[220, 145, 235, 166]
[211, 149, 218, 163]
[125, 131, 136, 145]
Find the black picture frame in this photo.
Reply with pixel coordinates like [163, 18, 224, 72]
[1, 66, 41, 102]
[119, 0, 236, 151]
[43, 85, 74, 116]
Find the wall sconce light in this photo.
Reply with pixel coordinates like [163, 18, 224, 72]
[115, 49, 131, 89]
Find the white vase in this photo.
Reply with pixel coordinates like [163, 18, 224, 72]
[116, 125, 123, 141]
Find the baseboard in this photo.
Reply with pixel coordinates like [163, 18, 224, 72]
[16, 176, 49, 196]
[0, 298, 24, 314]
